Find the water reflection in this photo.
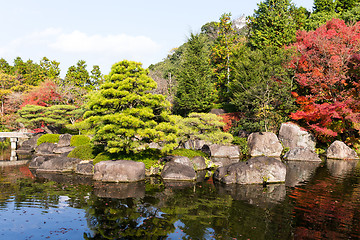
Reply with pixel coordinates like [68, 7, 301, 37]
[326, 159, 359, 178]
[216, 183, 286, 208]
[1, 162, 360, 239]
[285, 161, 321, 187]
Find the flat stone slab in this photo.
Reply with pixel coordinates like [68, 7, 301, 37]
[93, 160, 145, 182]
[36, 157, 82, 173]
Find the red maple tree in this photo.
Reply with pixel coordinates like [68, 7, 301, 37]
[290, 19, 360, 143]
[21, 80, 62, 107]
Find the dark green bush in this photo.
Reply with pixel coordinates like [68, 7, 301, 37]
[37, 134, 60, 146]
[232, 136, 249, 156]
[68, 144, 96, 160]
[70, 135, 90, 147]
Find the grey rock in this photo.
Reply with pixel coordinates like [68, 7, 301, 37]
[207, 157, 239, 168]
[279, 122, 316, 151]
[76, 161, 94, 175]
[170, 156, 194, 168]
[283, 147, 322, 161]
[29, 156, 47, 169]
[35, 142, 56, 155]
[93, 160, 145, 182]
[183, 140, 210, 150]
[326, 140, 359, 160]
[247, 132, 283, 157]
[191, 156, 207, 171]
[57, 134, 72, 147]
[201, 144, 240, 159]
[36, 157, 82, 173]
[214, 156, 286, 184]
[161, 162, 196, 181]
[18, 134, 43, 152]
[53, 146, 75, 154]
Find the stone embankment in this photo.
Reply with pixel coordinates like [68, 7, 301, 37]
[22, 122, 359, 184]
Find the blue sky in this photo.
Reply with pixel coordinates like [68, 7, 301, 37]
[0, 0, 314, 77]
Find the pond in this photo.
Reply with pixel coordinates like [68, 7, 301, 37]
[0, 147, 360, 239]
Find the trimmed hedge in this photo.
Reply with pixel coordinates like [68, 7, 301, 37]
[68, 144, 96, 160]
[70, 135, 90, 147]
[37, 134, 60, 146]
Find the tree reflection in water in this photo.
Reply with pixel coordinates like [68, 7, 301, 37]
[0, 161, 360, 239]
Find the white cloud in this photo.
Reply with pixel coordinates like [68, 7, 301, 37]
[0, 28, 164, 75]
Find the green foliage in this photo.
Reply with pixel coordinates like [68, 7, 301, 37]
[305, 11, 340, 30]
[232, 137, 249, 156]
[174, 33, 215, 116]
[170, 149, 208, 158]
[68, 144, 96, 160]
[70, 135, 90, 147]
[37, 134, 60, 145]
[80, 60, 177, 154]
[211, 13, 241, 102]
[65, 60, 90, 90]
[229, 45, 297, 133]
[247, 0, 301, 49]
[92, 148, 163, 169]
[17, 104, 81, 133]
[174, 112, 233, 145]
[314, 0, 336, 13]
[341, 3, 360, 23]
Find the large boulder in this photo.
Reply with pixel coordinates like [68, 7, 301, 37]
[170, 156, 194, 168]
[278, 122, 316, 151]
[17, 134, 42, 153]
[36, 157, 82, 173]
[93, 160, 145, 182]
[247, 132, 283, 157]
[283, 147, 322, 162]
[326, 141, 359, 160]
[76, 160, 94, 175]
[29, 156, 47, 169]
[214, 156, 286, 184]
[191, 156, 207, 171]
[35, 142, 57, 155]
[53, 146, 75, 154]
[201, 144, 240, 159]
[57, 134, 72, 147]
[161, 162, 196, 181]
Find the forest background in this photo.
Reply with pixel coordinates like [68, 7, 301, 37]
[1, 0, 360, 156]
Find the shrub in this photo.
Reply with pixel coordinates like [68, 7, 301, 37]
[37, 134, 60, 146]
[70, 135, 90, 147]
[68, 144, 96, 160]
[232, 137, 249, 156]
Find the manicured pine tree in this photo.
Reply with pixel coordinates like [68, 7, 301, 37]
[81, 60, 178, 154]
[174, 33, 215, 116]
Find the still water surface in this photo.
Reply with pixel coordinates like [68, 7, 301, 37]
[0, 148, 360, 239]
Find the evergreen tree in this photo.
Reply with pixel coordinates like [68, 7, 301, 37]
[174, 33, 215, 116]
[314, 0, 336, 13]
[247, 0, 300, 50]
[65, 60, 90, 89]
[81, 60, 178, 154]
